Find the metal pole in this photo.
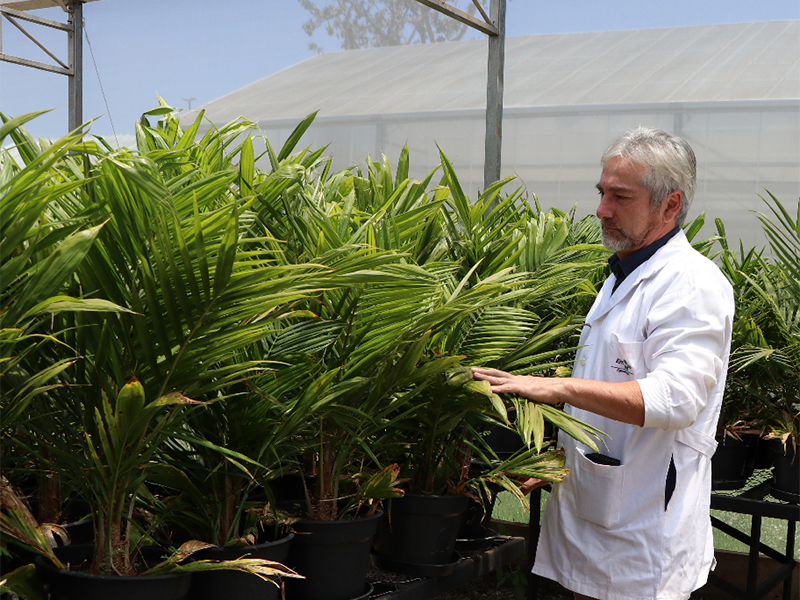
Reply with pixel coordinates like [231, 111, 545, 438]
[483, 0, 505, 193]
[527, 487, 542, 600]
[67, 0, 83, 133]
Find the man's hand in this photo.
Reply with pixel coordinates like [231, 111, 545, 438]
[471, 367, 564, 405]
[470, 366, 646, 427]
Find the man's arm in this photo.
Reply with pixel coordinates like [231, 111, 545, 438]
[470, 367, 645, 426]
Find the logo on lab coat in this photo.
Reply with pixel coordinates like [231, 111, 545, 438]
[612, 358, 633, 376]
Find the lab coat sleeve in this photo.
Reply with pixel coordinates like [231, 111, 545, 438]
[638, 276, 733, 431]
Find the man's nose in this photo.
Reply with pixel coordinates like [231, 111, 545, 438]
[596, 194, 613, 220]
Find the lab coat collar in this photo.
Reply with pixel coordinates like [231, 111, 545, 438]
[587, 230, 689, 325]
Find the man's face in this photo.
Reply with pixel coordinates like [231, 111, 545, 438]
[595, 156, 667, 259]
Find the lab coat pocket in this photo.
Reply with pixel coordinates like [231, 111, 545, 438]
[571, 448, 625, 529]
[606, 335, 644, 383]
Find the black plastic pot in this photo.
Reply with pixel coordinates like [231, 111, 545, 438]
[769, 439, 799, 502]
[750, 436, 775, 470]
[35, 544, 191, 600]
[373, 493, 468, 569]
[60, 518, 94, 546]
[187, 532, 294, 600]
[286, 512, 381, 600]
[485, 424, 524, 459]
[22, 497, 95, 546]
[712, 434, 756, 490]
[2, 499, 94, 576]
[455, 495, 497, 552]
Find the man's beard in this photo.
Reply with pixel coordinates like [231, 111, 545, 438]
[600, 203, 662, 253]
[600, 220, 638, 252]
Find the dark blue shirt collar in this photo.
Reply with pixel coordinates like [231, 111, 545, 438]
[608, 227, 680, 293]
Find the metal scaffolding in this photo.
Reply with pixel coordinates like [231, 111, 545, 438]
[0, 0, 98, 132]
[415, 0, 506, 189]
[1, 0, 506, 184]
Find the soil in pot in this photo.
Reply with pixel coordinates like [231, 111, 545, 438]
[286, 512, 381, 600]
[373, 493, 468, 571]
[187, 532, 294, 600]
[35, 544, 191, 600]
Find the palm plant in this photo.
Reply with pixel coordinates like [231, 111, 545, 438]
[243, 144, 449, 520]
[380, 153, 609, 508]
[711, 194, 800, 446]
[736, 194, 800, 444]
[1, 112, 134, 524]
[0, 112, 129, 430]
[251, 141, 608, 519]
[714, 218, 774, 434]
[1, 106, 346, 577]
[258, 255, 474, 521]
[123, 107, 334, 547]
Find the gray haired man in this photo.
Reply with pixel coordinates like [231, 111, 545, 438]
[473, 127, 734, 600]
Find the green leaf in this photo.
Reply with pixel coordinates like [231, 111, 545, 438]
[278, 111, 318, 161]
[212, 203, 239, 297]
[683, 211, 705, 241]
[6, 222, 106, 325]
[239, 135, 255, 195]
[0, 564, 48, 600]
[0, 110, 52, 145]
[395, 144, 409, 187]
[539, 404, 605, 453]
[21, 297, 134, 321]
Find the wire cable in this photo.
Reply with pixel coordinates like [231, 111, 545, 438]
[83, 20, 119, 147]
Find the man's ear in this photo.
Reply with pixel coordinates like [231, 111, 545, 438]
[662, 190, 682, 224]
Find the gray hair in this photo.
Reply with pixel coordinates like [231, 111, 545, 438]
[601, 127, 697, 227]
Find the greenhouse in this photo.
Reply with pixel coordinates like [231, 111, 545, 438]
[2, 2, 799, 599]
[185, 20, 800, 248]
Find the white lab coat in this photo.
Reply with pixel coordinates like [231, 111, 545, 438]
[533, 231, 734, 600]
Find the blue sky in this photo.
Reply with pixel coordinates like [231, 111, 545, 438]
[1, 0, 798, 140]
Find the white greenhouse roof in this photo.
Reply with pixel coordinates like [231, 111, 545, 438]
[182, 21, 799, 251]
[186, 20, 799, 126]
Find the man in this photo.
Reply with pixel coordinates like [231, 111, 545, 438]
[472, 127, 734, 600]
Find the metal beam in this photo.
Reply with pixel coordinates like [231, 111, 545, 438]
[0, 50, 70, 73]
[414, 0, 505, 195]
[0, 0, 99, 11]
[67, 0, 82, 132]
[469, 0, 491, 25]
[414, 0, 497, 36]
[0, 6, 71, 30]
[3, 9, 69, 68]
[0, 0, 89, 133]
[483, 0, 505, 192]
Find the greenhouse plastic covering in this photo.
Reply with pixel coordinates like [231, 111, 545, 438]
[184, 21, 800, 247]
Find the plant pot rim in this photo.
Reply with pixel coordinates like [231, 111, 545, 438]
[35, 544, 190, 582]
[293, 510, 383, 526]
[192, 532, 294, 560]
[388, 493, 469, 513]
[402, 492, 469, 498]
